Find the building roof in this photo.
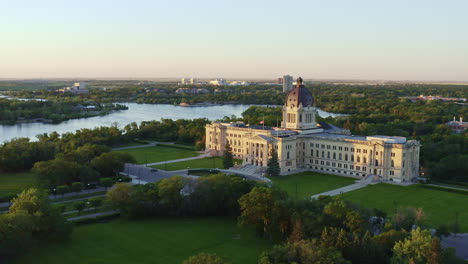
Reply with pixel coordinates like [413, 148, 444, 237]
[285, 77, 314, 107]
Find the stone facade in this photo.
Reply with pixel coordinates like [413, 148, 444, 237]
[205, 78, 420, 182]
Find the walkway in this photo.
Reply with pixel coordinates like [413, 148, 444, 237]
[145, 154, 209, 166]
[310, 175, 375, 199]
[0, 187, 107, 208]
[67, 210, 119, 221]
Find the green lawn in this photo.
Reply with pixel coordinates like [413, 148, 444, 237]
[270, 172, 356, 199]
[343, 183, 468, 232]
[152, 157, 242, 171]
[0, 172, 37, 197]
[13, 217, 271, 264]
[114, 145, 199, 164]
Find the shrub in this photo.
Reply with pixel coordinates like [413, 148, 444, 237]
[71, 182, 84, 194]
[56, 185, 70, 197]
[73, 201, 87, 215]
[99, 178, 113, 190]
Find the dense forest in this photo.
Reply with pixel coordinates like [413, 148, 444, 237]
[0, 98, 127, 125]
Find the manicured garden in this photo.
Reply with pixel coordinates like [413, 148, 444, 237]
[13, 217, 271, 264]
[114, 145, 199, 164]
[151, 157, 242, 171]
[0, 172, 37, 197]
[270, 172, 356, 198]
[343, 183, 468, 232]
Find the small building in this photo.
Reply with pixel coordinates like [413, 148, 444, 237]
[446, 117, 468, 133]
[58, 82, 89, 94]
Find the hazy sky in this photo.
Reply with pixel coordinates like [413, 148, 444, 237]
[1, 0, 467, 80]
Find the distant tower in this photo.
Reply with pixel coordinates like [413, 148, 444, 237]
[281, 77, 317, 130]
[282, 75, 293, 93]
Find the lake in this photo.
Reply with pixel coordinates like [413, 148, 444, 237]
[0, 103, 343, 143]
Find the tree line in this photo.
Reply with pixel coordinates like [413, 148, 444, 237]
[105, 175, 464, 264]
[0, 98, 127, 125]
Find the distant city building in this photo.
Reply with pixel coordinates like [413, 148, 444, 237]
[209, 79, 227, 86]
[404, 94, 466, 103]
[58, 82, 89, 94]
[206, 77, 420, 182]
[278, 77, 283, 84]
[175, 88, 209, 94]
[229, 81, 250, 86]
[282, 75, 293, 93]
[180, 77, 199, 85]
[446, 117, 468, 133]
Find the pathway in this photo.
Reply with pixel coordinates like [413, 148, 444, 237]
[67, 210, 119, 221]
[0, 187, 107, 208]
[145, 154, 209, 166]
[310, 175, 375, 199]
[112, 141, 159, 150]
[427, 183, 468, 192]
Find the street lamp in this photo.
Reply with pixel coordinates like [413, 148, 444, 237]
[87, 184, 90, 194]
[53, 188, 57, 198]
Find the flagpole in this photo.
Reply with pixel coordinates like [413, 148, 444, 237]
[262, 114, 265, 130]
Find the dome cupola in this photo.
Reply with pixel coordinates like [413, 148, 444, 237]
[285, 77, 314, 108]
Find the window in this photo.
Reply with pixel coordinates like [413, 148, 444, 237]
[322, 151, 324, 158]
[333, 153, 336, 159]
[351, 155, 354, 162]
[375, 160, 379, 166]
[287, 152, 290, 159]
[391, 152, 395, 157]
[391, 160, 394, 167]
[357, 156, 360, 163]
[363, 157, 366, 164]
[327, 152, 330, 158]
[345, 154, 348, 161]
[339, 153, 342, 160]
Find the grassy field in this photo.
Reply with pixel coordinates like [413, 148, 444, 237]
[13, 217, 271, 264]
[270, 172, 356, 199]
[114, 145, 199, 164]
[343, 183, 468, 232]
[152, 157, 242, 171]
[0, 172, 37, 197]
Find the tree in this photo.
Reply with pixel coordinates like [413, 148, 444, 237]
[427, 237, 442, 264]
[99, 177, 113, 190]
[259, 239, 350, 264]
[1, 188, 72, 257]
[73, 201, 87, 215]
[182, 252, 230, 264]
[71, 182, 84, 194]
[238, 186, 289, 237]
[392, 227, 435, 264]
[88, 197, 103, 212]
[56, 185, 69, 197]
[266, 149, 280, 177]
[91, 152, 136, 178]
[106, 183, 134, 214]
[222, 142, 234, 169]
[158, 176, 186, 212]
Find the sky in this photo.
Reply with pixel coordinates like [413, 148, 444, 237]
[0, 0, 467, 81]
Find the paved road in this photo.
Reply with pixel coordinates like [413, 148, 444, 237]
[67, 210, 119, 221]
[441, 233, 468, 260]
